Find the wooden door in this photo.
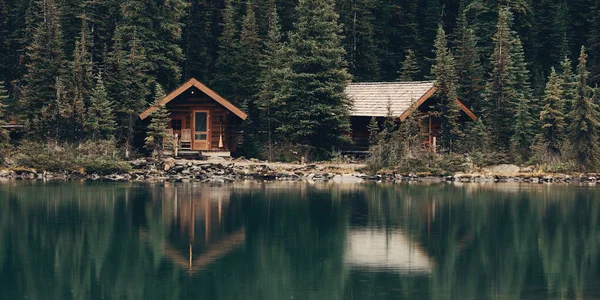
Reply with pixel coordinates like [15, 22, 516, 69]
[192, 110, 210, 150]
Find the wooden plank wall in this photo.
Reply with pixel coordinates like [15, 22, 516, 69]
[166, 95, 241, 152]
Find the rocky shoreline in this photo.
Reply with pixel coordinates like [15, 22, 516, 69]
[1, 158, 600, 184]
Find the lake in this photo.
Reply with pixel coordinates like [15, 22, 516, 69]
[1, 181, 599, 299]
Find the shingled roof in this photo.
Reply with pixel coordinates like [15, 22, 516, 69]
[346, 81, 436, 118]
[346, 81, 477, 121]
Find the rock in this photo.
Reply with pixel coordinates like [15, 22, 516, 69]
[163, 157, 175, 171]
[484, 164, 521, 177]
[331, 175, 364, 183]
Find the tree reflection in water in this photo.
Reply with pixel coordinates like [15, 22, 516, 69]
[0, 182, 599, 299]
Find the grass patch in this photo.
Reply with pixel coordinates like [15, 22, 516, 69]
[12, 140, 131, 175]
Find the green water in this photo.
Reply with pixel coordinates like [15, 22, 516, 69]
[1, 182, 600, 299]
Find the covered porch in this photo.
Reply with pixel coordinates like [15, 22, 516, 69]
[140, 78, 248, 157]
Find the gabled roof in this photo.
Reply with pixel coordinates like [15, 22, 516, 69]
[139, 78, 248, 120]
[346, 81, 477, 121]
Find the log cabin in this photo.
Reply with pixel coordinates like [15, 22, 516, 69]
[139, 78, 247, 157]
[346, 81, 477, 153]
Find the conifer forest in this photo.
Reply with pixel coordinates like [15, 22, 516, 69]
[2, 0, 600, 171]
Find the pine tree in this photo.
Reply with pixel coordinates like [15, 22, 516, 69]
[560, 56, 577, 124]
[586, 0, 600, 85]
[238, 0, 261, 111]
[509, 35, 535, 161]
[569, 46, 600, 171]
[0, 84, 10, 150]
[80, 0, 120, 65]
[182, 0, 217, 82]
[454, 7, 484, 113]
[145, 84, 170, 156]
[19, 0, 65, 138]
[213, 0, 241, 102]
[367, 116, 379, 145]
[71, 19, 94, 107]
[537, 68, 565, 159]
[237, 0, 263, 157]
[108, 30, 151, 153]
[154, 0, 187, 89]
[86, 73, 116, 140]
[65, 19, 94, 141]
[484, 7, 516, 151]
[339, 0, 379, 81]
[257, 0, 291, 159]
[430, 25, 461, 152]
[397, 49, 419, 81]
[279, 0, 352, 159]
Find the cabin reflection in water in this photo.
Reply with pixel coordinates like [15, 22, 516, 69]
[345, 229, 433, 274]
[141, 184, 243, 274]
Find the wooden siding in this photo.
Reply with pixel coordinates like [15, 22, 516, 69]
[166, 96, 240, 152]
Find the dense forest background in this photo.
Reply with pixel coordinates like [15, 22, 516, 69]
[1, 0, 600, 169]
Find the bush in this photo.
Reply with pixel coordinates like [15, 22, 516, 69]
[84, 160, 131, 175]
[12, 140, 130, 174]
[367, 148, 469, 175]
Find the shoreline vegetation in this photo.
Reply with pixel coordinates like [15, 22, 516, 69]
[0, 141, 600, 184]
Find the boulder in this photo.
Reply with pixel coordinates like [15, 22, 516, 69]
[331, 175, 364, 183]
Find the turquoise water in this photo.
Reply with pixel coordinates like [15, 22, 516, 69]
[1, 181, 599, 299]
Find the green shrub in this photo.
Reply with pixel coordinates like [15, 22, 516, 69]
[84, 160, 131, 175]
[12, 140, 129, 174]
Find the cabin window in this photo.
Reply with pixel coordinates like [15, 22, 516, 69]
[195, 112, 207, 132]
[171, 119, 182, 130]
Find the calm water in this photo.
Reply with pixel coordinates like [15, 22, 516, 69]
[1, 182, 600, 299]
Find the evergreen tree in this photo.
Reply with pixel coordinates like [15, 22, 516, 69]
[537, 68, 565, 159]
[238, 0, 261, 111]
[213, 0, 241, 103]
[237, 0, 263, 157]
[182, 0, 217, 82]
[116, 0, 186, 90]
[80, 0, 120, 66]
[338, 0, 379, 81]
[86, 73, 116, 140]
[509, 35, 535, 161]
[278, 0, 352, 158]
[145, 83, 170, 156]
[19, 0, 65, 138]
[0, 84, 10, 150]
[70, 19, 93, 107]
[367, 116, 379, 144]
[587, 0, 600, 85]
[108, 30, 151, 154]
[560, 56, 577, 123]
[154, 0, 187, 89]
[484, 7, 516, 151]
[257, 0, 290, 159]
[64, 19, 94, 141]
[569, 46, 600, 171]
[397, 49, 419, 81]
[454, 7, 484, 113]
[430, 25, 461, 152]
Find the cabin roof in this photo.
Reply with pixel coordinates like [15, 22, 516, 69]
[139, 78, 248, 120]
[346, 81, 477, 121]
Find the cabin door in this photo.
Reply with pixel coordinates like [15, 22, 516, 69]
[192, 110, 210, 150]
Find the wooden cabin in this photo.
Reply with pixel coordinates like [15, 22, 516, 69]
[346, 81, 477, 153]
[139, 78, 247, 156]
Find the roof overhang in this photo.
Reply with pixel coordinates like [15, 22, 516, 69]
[139, 78, 248, 120]
[399, 86, 478, 121]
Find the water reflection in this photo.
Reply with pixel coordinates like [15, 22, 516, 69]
[346, 229, 433, 274]
[0, 182, 600, 299]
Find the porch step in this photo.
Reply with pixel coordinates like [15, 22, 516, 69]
[202, 151, 231, 158]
